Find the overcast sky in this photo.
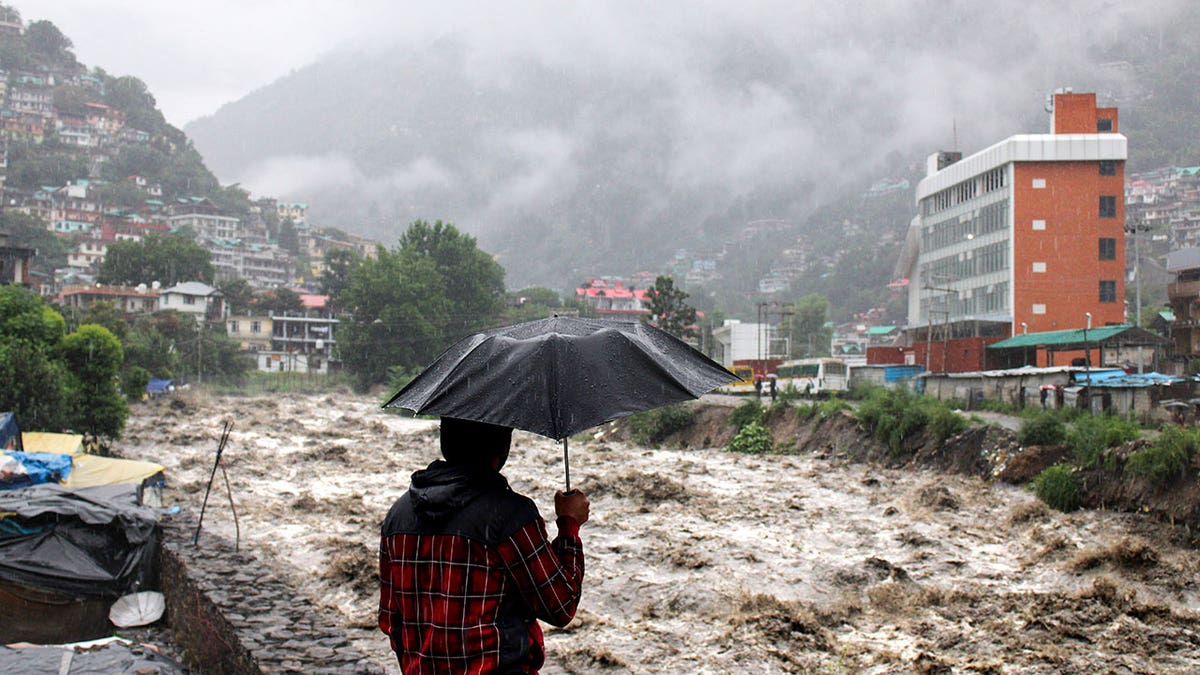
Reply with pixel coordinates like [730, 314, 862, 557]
[28, 1, 414, 127]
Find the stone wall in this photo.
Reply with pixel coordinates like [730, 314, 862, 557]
[159, 511, 385, 674]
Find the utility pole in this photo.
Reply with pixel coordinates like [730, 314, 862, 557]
[923, 273, 955, 373]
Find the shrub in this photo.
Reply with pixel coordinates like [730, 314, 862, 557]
[1068, 415, 1143, 468]
[627, 404, 695, 446]
[815, 397, 852, 419]
[854, 386, 958, 454]
[728, 420, 774, 454]
[729, 398, 764, 430]
[1126, 426, 1197, 484]
[929, 406, 967, 441]
[1018, 413, 1066, 446]
[1032, 464, 1081, 511]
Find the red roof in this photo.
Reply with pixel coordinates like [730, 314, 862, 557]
[299, 293, 328, 309]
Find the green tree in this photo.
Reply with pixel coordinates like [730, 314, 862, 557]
[791, 294, 832, 357]
[61, 324, 128, 438]
[320, 248, 360, 311]
[218, 278, 257, 316]
[0, 285, 69, 432]
[98, 232, 214, 286]
[26, 20, 76, 67]
[259, 287, 304, 316]
[338, 246, 445, 387]
[1, 209, 70, 272]
[397, 220, 506, 339]
[278, 218, 300, 255]
[503, 287, 563, 323]
[80, 299, 129, 340]
[642, 275, 698, 339]
[123, 315, 182, 379]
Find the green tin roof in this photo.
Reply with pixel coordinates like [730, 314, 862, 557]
[865, 326, 898, 335]
[988, 325, 1133, 349]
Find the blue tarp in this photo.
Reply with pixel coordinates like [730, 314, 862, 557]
[1, 451, 74, 490]
[0, 413, 19, 451]
[146, 378, 173, 394]
[1083, 371, 1185, 388]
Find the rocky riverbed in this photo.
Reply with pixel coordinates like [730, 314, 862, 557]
[117, 390, 1200, 673]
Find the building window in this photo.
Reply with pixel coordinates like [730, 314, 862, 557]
[1032, 219, 1046, 230]
[1099, 160, 1116, 176]
[1032, 261, 1047, 273]
[1097, 118, 1113, 132]
[183, 295, 195, 305]
[1099, 196, 1117, 218]
[1099, 238, 1116, 260]
[229, 320, 240, 333]
[1100, 280, 1117, 303]
[1032, 178, 1046, 189]
[251, 321, 261, 334]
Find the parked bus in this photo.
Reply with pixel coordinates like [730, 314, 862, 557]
[717, 364, 758, 394]
[775, 357, 849, 396]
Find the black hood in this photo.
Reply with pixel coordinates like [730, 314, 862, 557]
[408, 460, 509, 524]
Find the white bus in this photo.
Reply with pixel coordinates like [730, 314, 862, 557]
[774, 357, 849, 396]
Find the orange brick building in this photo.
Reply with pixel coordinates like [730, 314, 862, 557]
[895, 91, 1126, 372]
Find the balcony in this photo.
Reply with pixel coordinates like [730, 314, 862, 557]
[1168, 279, 1200, 300]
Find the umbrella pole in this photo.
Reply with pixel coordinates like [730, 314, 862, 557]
[562, 438, 571, 492]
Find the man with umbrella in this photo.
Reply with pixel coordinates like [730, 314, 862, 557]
[379, 416, 588, 674]
[380, 317, 736, 672]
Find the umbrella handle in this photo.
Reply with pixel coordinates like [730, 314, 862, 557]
[562, 438, 570, 492]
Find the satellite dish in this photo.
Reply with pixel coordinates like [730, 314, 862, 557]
[110, 591, 166, 627]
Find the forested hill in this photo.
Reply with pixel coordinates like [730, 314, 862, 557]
[0, 7, 243, 215]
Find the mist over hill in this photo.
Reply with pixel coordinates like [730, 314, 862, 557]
[186, 0, 1195, 303]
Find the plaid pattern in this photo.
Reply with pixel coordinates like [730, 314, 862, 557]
[380, 516, 583, 674]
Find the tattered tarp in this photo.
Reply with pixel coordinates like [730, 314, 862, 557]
[0, 413, 18, 451]
[21, 431, 83, 456]
[0, 451, 74, 490]
[0, 484, 159, 597]
[146, 378, 173, 394]
[0, 637, 186, 674]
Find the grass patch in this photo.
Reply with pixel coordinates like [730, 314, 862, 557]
[626, 404, 695, 446]
[1067, 414, 1141, 468]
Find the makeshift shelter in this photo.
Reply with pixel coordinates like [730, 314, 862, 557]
[0, 484, 161, 643]
[146, 378, 174, 397]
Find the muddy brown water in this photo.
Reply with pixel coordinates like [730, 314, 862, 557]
[118, 391, 1200, 674]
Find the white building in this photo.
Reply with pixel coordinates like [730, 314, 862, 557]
[158, 282, 224, 325]
[710, 320, 782, 366]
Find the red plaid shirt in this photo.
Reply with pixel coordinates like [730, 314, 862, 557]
[380, 509, 584, 674]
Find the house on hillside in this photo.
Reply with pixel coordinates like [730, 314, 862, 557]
[226, 315, 273, 353]
[57, 284, 158, 316]
[258, 293, 338, 374]
[158, 282, 223, 324]
[575, 279, 650, 318]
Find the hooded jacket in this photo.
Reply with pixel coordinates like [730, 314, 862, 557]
[380, 460, 583, 675]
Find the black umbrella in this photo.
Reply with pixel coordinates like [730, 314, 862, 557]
[383, 316, 738, 489]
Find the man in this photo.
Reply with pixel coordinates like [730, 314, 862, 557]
[379, 416, 589, 674]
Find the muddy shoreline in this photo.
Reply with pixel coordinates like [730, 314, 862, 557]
[117, 392, 1200, 673]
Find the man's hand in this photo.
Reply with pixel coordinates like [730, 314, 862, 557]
[555, 489, 590, 525]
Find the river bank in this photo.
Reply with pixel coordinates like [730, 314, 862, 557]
[116, 390, 1200, 673]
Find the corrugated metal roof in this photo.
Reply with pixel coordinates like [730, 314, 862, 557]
[988, 325, 1132, 349]
[1086, 371, 1185, 388]
[864, 326, 898, 335]
[1167, 247, 1200, 272]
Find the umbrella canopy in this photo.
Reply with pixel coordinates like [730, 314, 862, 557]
[384, 317, 737, 441]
